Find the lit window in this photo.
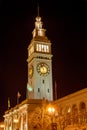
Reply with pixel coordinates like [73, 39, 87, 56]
[39, 44, 41, 51]
[47, 45, 49, 52]
[36, 44, 49, 53]
[36, 44, 38, 51]
[44, 45, 46, 52]
[42, 44, 44, 52]
[68, 107, 71, 113]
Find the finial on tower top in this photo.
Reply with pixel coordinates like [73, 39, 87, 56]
[36, 3, 41, 22]
[37, 3, 40, 16]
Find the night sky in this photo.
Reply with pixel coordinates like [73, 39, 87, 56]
[0, 0, 87, 120]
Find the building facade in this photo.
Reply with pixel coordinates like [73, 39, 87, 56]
[3, 13, 87, 130]
[53, 88, 87, 130]
[4, 88, 87, 130]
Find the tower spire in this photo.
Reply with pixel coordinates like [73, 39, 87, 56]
[32, 3, 47, 38]
[37, 3, 39, 17]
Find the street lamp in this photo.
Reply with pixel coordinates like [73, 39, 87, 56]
[13, 114, 19, 130]
[0, 122, 4, 130]
[13, 118, 19, 123]
[48, 107, 55, 123]
[13, 114, 19, 123]
[48, 106, 57, 130]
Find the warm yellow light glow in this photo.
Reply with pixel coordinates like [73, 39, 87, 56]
[36, 44, 49, 53]
[13, 118, 19, 123]
[0, 124, 4, 128]
[40, 66, 47, 74]
[48, 107, 55, 114]
[68, 107, 71, 113]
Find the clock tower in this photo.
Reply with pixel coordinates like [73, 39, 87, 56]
[27, 14, 53, 101]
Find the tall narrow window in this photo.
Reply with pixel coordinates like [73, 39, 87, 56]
[36, 44, 39, 51]
[42, 80, 44, 84]
[42, 44, 44, 52]
[38, 88, 40, 92]
[47, 45, 49, 52]
[44, 45, 46, 52]
[39, 44, 41, 51]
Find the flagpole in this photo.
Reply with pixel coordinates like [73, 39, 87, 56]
[8, 97, 10, 109]
[17, 96, 19, 105]
[54, 81, 57, 100]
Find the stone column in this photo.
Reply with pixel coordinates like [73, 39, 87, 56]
[25, 110, 29, 130]
[21, 114, 23, 130]
[11, 116, 13, 130]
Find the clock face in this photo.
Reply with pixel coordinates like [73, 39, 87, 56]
[29, 66, 33, 78]
[37, 63, 50, 76]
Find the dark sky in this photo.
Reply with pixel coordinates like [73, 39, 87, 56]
[0, 0, 87, 120]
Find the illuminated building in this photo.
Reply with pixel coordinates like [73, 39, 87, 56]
[27, 14, 53, 100]
[53, 88, 87, 130]
[3, 11, 87, 130]
[0, 122, 4, 130]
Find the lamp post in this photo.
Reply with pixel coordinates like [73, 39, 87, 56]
[48, 106, 57, 130]
[48, 107, 55, 124]
[13, 114, 19, 124]
[13, 114, 19, 130]
[0, 122, 4, 130]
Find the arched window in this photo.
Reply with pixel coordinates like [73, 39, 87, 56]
[72, 104, 78, 115]
[72, 104, 78, 124]
[79, 102, 86, 113]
